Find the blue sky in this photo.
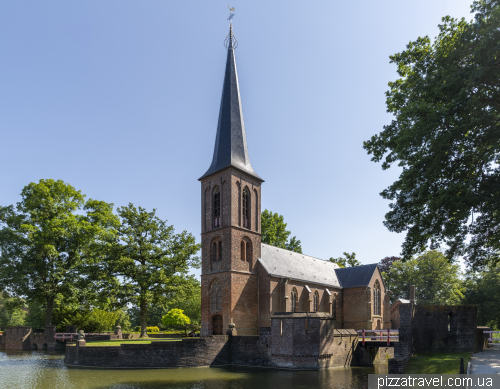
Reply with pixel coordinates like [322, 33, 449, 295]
[0, 1, 474, 278]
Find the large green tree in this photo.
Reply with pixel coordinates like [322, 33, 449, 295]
[110, 204, 200, 338]
[166, 275, 201, 327]
[0, 179, 119, 326]
[387, 250, 464, 304]
[463, 267, 500, 329]
[363, 0, 500, 269]
[261, 209, 302, 253]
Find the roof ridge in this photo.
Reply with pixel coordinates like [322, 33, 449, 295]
[334, 263, 378, 270]
[260, 243, 338, 266]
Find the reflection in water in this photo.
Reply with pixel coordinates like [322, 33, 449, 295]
[0, 350, 387, 389]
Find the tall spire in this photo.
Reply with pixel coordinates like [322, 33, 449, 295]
[199, 25, 262, 181]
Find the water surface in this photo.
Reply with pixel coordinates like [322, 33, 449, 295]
[0, 350, 387, 389]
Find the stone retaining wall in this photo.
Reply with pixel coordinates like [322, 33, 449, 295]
[65, 336, 230, 368]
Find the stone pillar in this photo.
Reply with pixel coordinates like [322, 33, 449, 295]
[114, 326, 123, 339]
[77, 339, 86, 347]
[281, 279, 289, 312]
[44, 325, 57, 340]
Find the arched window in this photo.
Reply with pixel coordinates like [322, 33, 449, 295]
[210, 280, 222, 311]
[246, 241, 252, 262]
[211, 239, 221, 262]
[313, 291, 319, 312]
[291, 288, 297, 312]
[212, 242, 217, 262]
[242, 187, 250, 228]
[213, 186, 221, 228]
[332, 294, 337, 320]
[241, 241, 246, 261]
[373, 281, 381, 316]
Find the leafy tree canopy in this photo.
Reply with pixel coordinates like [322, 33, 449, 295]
[329, 252, 361, 268]
[0, 292, 26, 330]
[162, 308, 190, 328]
[109, 203, 200, 337]
[261, 210, 302, 253]
[0, 179, 119, 326]
[166, 276, 201, 327]
[463, 266, 500, 329]
[387, 250, 464, 305]
[378, 256, 401, 274]
[363, 0, 500, 269]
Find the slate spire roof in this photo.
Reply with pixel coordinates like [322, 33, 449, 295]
[200, 25, 262, 181]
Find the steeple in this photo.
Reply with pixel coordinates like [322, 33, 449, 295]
[200, 25, 262, 181]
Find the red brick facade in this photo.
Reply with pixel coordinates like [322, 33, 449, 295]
[200, 167, 262, 336]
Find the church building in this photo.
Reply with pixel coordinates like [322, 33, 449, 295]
[199, 26, 390, 337]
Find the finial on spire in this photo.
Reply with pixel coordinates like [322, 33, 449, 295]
[224, 10, 238, 50]
[227, 5, 235, 24]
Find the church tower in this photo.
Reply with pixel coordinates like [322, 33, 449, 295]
[199, 25, 263, 336]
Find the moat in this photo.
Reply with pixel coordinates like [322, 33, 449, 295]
[0, 350, 387, 389]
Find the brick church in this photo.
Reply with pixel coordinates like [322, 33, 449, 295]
[199, 26, 390, 337]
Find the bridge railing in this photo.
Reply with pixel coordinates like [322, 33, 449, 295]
[356, 329, 399, 346]
[483, 330, 500, 343]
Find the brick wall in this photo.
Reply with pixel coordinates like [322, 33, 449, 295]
[200, 168, 263, 337]
[230, 330, 271, 366]
[343, 287, 371, 329]
[388, 302, 413, 374]
[4, 326, 32, 350]
[270, 312, 358, 370]
[412, 305, 476, 352]
[352, 345, 394, 365]
[65, 336, 231, 368]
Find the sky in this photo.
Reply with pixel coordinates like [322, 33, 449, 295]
[0, 1, 475, 278]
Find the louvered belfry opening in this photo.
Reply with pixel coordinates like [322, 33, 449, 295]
[242, 187, 250, 228]
[213, 186, 221, 228]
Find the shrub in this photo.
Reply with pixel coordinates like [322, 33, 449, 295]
[134, 326, 141, 332]
[147, 326, 160, 333]
[162, 309, 191, 336]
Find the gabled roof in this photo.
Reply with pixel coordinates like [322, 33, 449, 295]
[199, 25, 261, 182]
[334, 264, 378, 289]
[258, 243, 341, 288]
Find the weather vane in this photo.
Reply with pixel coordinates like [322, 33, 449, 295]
[224, 6, 238, 49]
[227, 6, 235, 24]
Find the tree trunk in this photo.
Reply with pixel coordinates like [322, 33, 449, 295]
[45, 296, 54, 327]
[139, 298, 148, 338]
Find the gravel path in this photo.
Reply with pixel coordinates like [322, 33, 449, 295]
[470, 344, 500, 374]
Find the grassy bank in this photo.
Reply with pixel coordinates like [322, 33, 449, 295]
[405, 352, 472, 374]
[75, 338, 182, 347]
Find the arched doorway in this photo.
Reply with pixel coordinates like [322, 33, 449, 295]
[213, 315, 223, 335]
[376, 319, 381, 330]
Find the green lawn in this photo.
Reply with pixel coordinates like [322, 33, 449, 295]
[405, 352, 472, 374]
[77, 338, 182, 347]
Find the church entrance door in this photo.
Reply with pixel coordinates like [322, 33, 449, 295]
[213, 315, 223, 335]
